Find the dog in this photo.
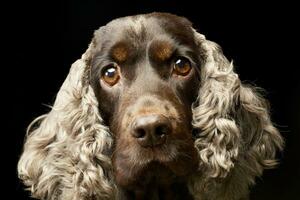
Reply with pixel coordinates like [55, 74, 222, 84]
[18, 13, 283, 200]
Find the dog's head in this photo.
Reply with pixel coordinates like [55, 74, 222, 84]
[18, 13, 283, 200]
[90, 13, 201, 190]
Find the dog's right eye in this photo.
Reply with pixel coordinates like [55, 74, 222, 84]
[101, 65, 120, 86]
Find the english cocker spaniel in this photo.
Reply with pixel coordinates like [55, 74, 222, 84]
[18, 13, 283, 200]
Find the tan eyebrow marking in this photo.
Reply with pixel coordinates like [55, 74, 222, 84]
[150, 40, 174, 62]
[111, 42, 129, 63]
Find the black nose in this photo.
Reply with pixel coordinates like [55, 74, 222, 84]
[131, 115, 171, 148]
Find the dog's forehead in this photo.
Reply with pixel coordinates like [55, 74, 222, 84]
[95, 13, 195, 48]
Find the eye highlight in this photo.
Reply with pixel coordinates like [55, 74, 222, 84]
[101, 65, 120, 86]
[172, 57, 192, 76]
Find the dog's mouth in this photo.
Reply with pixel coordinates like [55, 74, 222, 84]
[112, 138, 199, 189]
[113, 159, 196, 199]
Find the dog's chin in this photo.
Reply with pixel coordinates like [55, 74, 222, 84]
[112, 144, 199, 189]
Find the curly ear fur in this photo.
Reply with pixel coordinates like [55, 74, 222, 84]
[190, 31, 283, 199]
[17, 41, 116, 200]
[192, 34, 241, 178]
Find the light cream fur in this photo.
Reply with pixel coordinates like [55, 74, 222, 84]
[18, 46, 117, 199]
[189, 31, 283, 200]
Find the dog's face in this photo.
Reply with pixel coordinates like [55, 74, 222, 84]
[17, 12, 283, 200]
[91, 13, 201, 190]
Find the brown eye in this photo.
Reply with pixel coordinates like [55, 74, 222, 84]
[173, 57, 192, 76]
[101, 65, 120, 86]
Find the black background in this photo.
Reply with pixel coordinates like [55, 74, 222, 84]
[13, 1, 299, 199]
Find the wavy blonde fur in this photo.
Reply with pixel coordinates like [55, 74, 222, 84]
[189, 31, 283, 200]
[18, 44, 116, 199]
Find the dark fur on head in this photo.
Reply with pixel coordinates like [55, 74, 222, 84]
[18, 13, 283, 200]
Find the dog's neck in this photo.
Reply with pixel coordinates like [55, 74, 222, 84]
[118, 180, 193, 200]
[116, 162, 194, 200]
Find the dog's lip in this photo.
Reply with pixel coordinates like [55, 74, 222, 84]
[114, 160, 192, 188]
[114, 143, 198, 172]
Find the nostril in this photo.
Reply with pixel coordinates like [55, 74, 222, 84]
[135, 128, 146, 138]
[155, 125, 169, 137]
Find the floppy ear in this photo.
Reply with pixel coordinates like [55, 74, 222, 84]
[192, 31, 284, 179]
[17, 40, 116, 199]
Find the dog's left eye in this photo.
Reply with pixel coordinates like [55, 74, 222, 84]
[173, 57, 192, 76]
[101, 65, 120, 86]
